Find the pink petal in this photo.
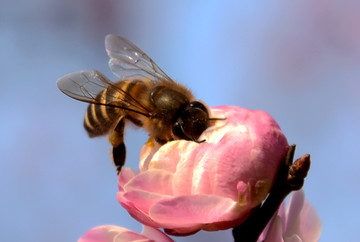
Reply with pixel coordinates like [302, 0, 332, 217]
[261, 190, 322, 242]
[118, 168, 137, 191]
[261, 216, 284, 242]
[149, 194, 249, 231]
[295, 200, 322, 242]
[285, 190, 305, 232]
[141, 225, 174, 242]
[123, 169, 173, 195]
[78, 225, 151, 242]
[284, 235, 302, 242]
[171, 143, 206, 196]
[284, 190, 322, 241]
[118, 190, 171, 215]
[118, 198, 161, 228]
[139, 141, 161, 172]
[149, 141, 196, 174]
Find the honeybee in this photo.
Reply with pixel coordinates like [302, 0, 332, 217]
[57, 35, 221, 174]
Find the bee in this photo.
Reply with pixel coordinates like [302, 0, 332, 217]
[57, 35, 221, 174]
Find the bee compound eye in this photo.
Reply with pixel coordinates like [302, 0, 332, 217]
[184, 109, 210, 140]
[173, 111, 210, 142]
[189, 101, 208, 113]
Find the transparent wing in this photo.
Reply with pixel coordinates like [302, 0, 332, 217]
[105, 34, 173, 82]
[56, 70, 151, 117]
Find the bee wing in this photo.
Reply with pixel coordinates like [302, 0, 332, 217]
[56, 70, 151, 116]
[57, 70, 109, 103]
[105, 34, 173, 82]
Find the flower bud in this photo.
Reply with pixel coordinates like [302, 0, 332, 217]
[118, 106, 289, 235]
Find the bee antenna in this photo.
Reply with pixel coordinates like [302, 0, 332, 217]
[194, 138, 206, 143]
[208, 117, 226, 121]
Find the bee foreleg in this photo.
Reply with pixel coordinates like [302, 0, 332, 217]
[155, 137, 168, 145]
[109, 117, 126, 174]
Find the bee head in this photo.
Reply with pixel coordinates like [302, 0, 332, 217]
[173, 101, 210, 143]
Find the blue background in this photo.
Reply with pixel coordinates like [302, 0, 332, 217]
[1, 1, 359, 241]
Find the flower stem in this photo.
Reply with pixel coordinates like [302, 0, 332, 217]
[232, 145, 311, 242]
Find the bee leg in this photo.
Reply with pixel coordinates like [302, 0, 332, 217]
[155, 137, 168, 145]
[109, 117, 126, 174]
[112, 143, 126, 174]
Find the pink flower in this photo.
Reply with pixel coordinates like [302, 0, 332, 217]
[259, 190, 322, 242]
[78, 225, 174, 242]
[118, 106, 289, 235]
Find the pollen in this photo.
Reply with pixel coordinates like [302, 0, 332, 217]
[108, 131, 123, 147]
[146, 137, 155, 147]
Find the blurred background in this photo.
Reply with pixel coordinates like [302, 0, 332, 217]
[1, 0, 359, 241]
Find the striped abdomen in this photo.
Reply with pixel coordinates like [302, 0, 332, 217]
[83, 79, 148, 137]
